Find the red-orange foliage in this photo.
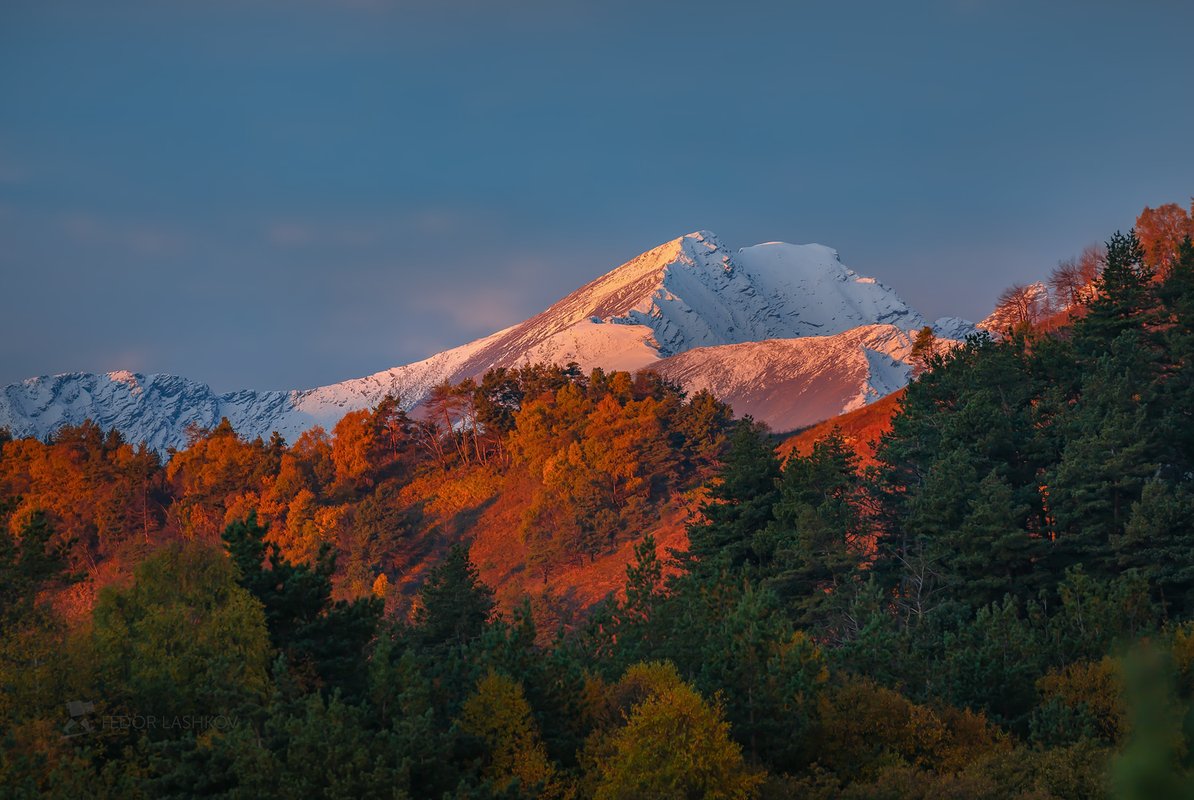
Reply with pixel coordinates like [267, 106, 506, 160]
[165, 419, 275, 540]
[0, 367, 730, 627]
[0, 421, 162, 574]
[1137, 201, 1194, 274]
[1049, 244, 1104, 308]
[332, 409, 377, 489]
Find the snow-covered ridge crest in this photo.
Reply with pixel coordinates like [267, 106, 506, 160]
[560, 230, 930, 355]
[1, 371, 300, 453]
[0, 231, 977, 450]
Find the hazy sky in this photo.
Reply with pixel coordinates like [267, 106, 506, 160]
[2, 1, 1191, 392]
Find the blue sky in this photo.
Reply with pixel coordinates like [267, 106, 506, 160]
[2, 0, 1191, 391]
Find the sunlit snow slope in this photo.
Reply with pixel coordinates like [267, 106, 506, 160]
[1, 231, 975, 449]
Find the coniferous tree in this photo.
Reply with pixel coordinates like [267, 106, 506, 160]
[0, 511, 68, 625]
[758, 431, 860, 628]
[412, 543, 496, 648]
[1073, 230, 1156, 356]
[946, 470, 1043, 608]
[1157, 238, 1194, 471]
[223, 512, 380, 696]
[685, 418, 780, 575]
[1115, 480, 1194, 618]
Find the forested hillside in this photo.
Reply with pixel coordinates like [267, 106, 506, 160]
[0, 364, 733, 626]
[2, 214, 1194, 798]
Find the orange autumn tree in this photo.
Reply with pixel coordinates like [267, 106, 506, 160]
[165, 419, 277, 540]
[1137, 201, 1194, 274]
[332, 395, 416, 490]
[255, 426, 343, 565]
[332, 409, 377, 490]
[0, 421, 163, 571]
[513, 368, 719, 575]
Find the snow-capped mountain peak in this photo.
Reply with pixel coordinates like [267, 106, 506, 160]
[0, 231, 977, 450]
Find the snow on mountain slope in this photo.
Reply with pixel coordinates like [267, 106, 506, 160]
[0, 231, 975, 450]
[931, 315, 980, 341]
[653, 324, 916, 433]
[1, 372, 298, 453]
[356, 230, 938, 383]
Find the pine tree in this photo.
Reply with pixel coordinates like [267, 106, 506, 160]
[1115, 480, 1194, 618]
[758, 431, 860, 627]
[685, 418, 781, 575]
[909, 326, 940, 377]
[1157, 238, 1194, 472]
[222, 513, 380, 696]
[1047, 336, 1162, 578]
[412, 543, 496, 648]
[944, 470, 1043, 609]
[1073, 230, 1157, 357]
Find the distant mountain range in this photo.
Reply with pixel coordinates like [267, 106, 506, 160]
[0, 231, 977, 451]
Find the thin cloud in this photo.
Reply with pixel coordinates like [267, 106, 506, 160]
[416, 284, 533, 335]
[60, 214, 186, 257]
[263, 209, 490, 250]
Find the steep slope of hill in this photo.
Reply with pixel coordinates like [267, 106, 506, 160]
[0, 231, 975, 449]
[777, 387, 907, 467]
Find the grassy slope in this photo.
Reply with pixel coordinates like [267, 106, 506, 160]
[776, 388, 906, 467]
[368, 389, 909, 630]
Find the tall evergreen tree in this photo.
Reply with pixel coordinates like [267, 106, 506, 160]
[412, 543, 497, 648]
[1073, 229, 1157, 356]
[757, 431, 860, 628]
[684, 418, 781, 575]
[223, 512, 380, 696]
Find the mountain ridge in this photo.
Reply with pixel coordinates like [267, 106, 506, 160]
[0, 231, 976, 450]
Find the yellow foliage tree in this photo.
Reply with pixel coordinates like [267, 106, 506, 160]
[459, 670, 567, 798]
[586, 661, 763, 800]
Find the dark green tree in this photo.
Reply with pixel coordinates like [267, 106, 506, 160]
[944, 470, 1043, 609]
[0, 511, 69, 625]
[757, 431, 861, 628]
[1073, 229, 1157, 357]
[1115, 480, 1194, 618]
[684, 418, 781, 575]
[412, 543, 496, 648]
[222, 513, 380, 697]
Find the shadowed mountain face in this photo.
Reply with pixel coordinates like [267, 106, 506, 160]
[1, 231, 974, 450]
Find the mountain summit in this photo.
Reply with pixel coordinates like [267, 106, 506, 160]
[478, 230, 928, 362]
[1, 232, 975, 450]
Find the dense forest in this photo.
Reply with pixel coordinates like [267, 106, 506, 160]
[2, 204, 1194, 798]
